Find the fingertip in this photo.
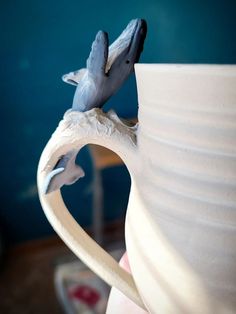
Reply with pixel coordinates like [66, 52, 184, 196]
[119, 252, 131, 272]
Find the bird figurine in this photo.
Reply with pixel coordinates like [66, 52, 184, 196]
[44, 18, 147, 194]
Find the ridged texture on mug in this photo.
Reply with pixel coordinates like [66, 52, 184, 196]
[127, 64, 236, 313]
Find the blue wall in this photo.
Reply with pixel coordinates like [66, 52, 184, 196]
[1, 0, 235, 244]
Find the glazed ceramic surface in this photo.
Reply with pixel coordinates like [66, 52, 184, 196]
[38, 64, 236, 314]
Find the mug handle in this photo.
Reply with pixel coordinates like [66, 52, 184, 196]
[37, 108, 145, 309]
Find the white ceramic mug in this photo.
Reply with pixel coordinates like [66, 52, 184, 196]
[37, 64, 236, 313]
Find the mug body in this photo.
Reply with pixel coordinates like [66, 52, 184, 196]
[126, 64, 236, 313]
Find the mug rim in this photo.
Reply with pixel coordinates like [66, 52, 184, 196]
[135, 63, 236, 74]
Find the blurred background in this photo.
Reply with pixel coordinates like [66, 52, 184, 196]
[0, 0, 236, 313]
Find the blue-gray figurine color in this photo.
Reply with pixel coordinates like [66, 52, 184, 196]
[64, 19, 147, 111]
[44, 18, 147, 194]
